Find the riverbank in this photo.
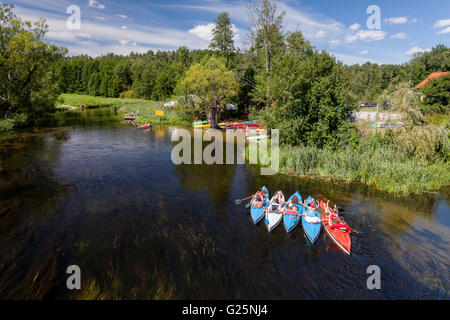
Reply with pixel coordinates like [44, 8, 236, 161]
[245, 130, 449, 195]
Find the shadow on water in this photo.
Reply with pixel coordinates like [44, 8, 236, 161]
[0, 109, 448, 299]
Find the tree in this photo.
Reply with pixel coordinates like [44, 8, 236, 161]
[259, 35, 355, 148]
[0, 3, 66, 117]
[176, 57, 238, 128]
[420, 73, 450, 114]
[248, 0, 285, 102]
[209, 12, 235, 65]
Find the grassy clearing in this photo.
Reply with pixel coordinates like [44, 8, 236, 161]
[59, 93, 151, 108]
[116, 102, 190, 125]
[60, 94, 189, 125]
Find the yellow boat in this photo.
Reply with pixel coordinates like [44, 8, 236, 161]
[192, 124, 211, 128]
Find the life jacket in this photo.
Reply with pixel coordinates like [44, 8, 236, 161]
[256, 191, 266, 198]
[331, 223, 350, 232]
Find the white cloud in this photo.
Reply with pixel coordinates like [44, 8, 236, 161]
[391, 32, 407, 39]
[231, 24, 241, 42]
[313, 30, 327, 38]
[95, 16, 106, 21]
[88, 0, 105, 9]
[122, 26, 128, 30]
[329, 40, 341, 47]
[360, 50, 368, 55]
[344, 34, 358, 43]
[349, 23, 361, 31]
[188, 23, 215, 41]
[356, 30, 386, 41]
[406, 46, 431, 56]
[434, 19, 450, 29]
[188, 23, 241, 42]
[118, 40, 130, 46]
[385, 17, 416, 24]
[345, 30, 386, 43]
[437, 26, 450, 34]
[118, 14, 128, 19]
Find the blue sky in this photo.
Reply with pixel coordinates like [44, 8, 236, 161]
[10, 0, 450, 65]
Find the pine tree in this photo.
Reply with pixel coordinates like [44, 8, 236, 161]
[209, 12, 235, 65]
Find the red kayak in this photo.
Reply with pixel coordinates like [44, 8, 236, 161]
[319, 200, 351, 255]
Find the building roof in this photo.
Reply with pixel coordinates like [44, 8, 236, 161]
[415, 71, 449, 89]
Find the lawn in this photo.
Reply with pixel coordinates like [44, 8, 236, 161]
[59, 94, 161, 108]
[59, 94, 189, 125]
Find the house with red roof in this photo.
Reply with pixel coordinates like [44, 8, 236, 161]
[415, 72, 449, 89]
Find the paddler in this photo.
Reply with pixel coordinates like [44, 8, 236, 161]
[328, 214, 351, 233]
[325, 200, 339, 217]
[299, 198, 317, 211]
[268, 191, 284, 212]
[287, 194, 300, 207]
[284, 195, 302, 217]
[250, 188, 266, 208]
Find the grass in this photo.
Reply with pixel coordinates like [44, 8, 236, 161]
[60, 94, 190, 125]
[276, 142, 449, 195]
[59, 93, 152, 108]
[425, 113, 450, 126]
[245, 135, 449, 195]
[116, 103, 190, 125]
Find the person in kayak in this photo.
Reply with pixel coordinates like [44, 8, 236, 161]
[299, 198, 317, 211]
[287, 194, 300, 207]
[328, 214, 351, 233]
[268, 191, 284, 212]
[325, 200, 339, 217]
[284, 194, 302, 216]
[250, 188, 267, 208]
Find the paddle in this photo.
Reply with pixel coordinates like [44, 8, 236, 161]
[348, 226, 362, 234]
[235, 195, 254, 205]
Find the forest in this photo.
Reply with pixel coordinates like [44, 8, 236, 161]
[51, 41, 449, 106]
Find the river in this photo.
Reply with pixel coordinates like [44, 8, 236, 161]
[0, 108, 448, 299]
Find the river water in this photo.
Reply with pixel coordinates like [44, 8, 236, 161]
[0, 109, 448, 299]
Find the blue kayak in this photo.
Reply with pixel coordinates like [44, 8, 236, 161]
[302, 196, 321, 243]
[283, 191, 303, 233]
[250, 186, 269, 224]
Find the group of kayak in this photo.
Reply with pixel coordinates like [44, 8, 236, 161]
[249, 186, 352, 255]
[192, 120, 262, 129]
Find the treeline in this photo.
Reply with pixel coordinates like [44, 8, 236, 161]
[52, 49, 214, 101]
[347, 44, 450, 102]
[53, 45, 450, 106]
